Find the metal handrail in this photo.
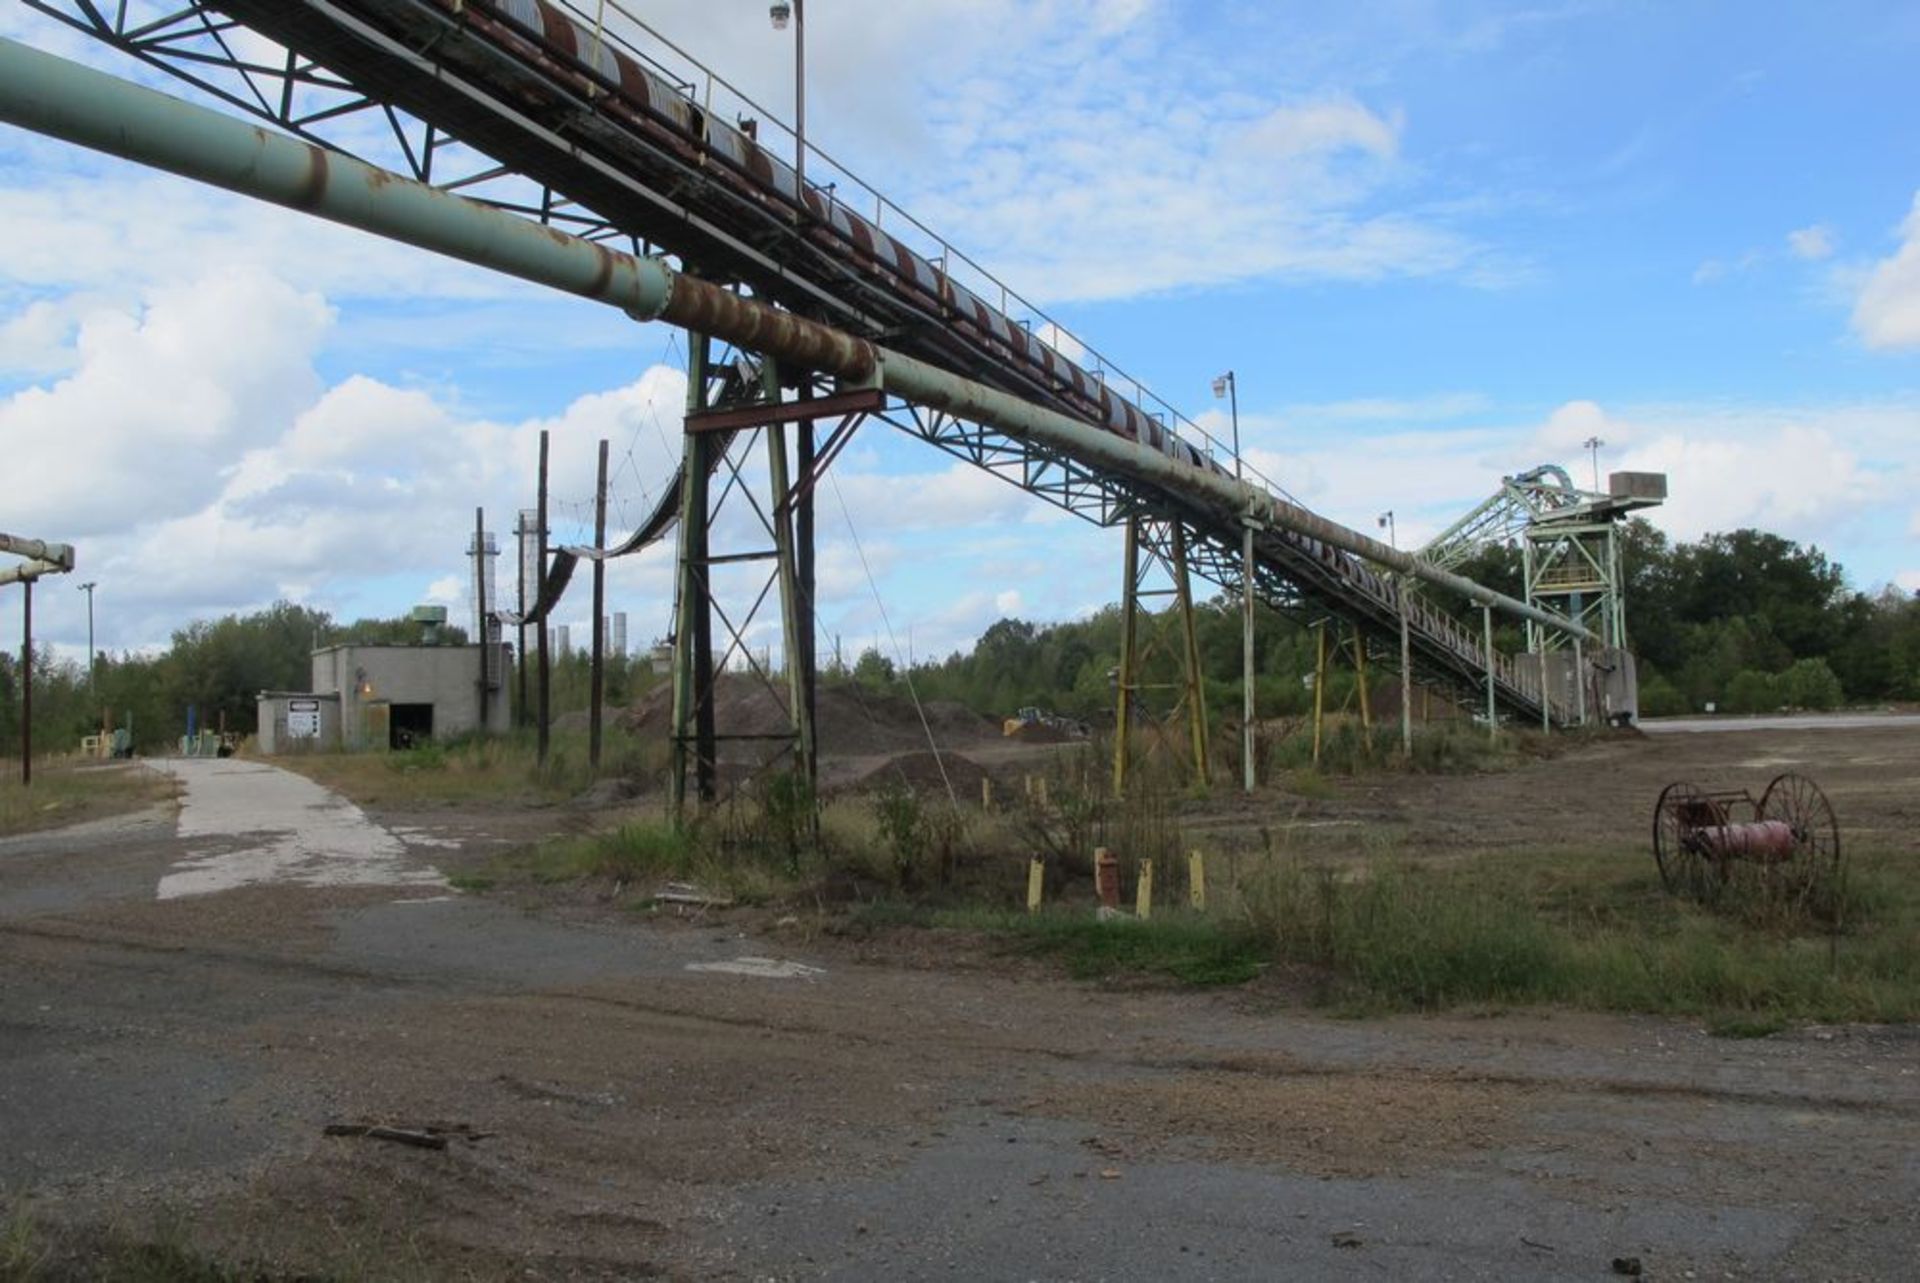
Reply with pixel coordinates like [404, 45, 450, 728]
[549, 0, 1287, 499]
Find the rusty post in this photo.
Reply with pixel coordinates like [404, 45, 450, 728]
[19, 579, 30, 787]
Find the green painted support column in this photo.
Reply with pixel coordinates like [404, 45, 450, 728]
[1240, 523, 1256, 793]
[1482, 606, 1497, 742]
[1171, 525, 1210, 788]
[761, 362, 816, 801]
[1113, 516, 1140, 796]
[669, 334, 713, 821]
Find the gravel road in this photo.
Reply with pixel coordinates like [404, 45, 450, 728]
[2, 749, 1916, 1279]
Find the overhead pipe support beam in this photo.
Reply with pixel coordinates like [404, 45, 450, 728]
[0, 533, 74, 572]
[0, 35, 1586, 643]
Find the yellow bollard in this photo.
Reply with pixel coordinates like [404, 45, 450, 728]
[1135, 857, 1154, 920]
[1026, 856, 1045, 914]
[1188, 850, 1206, 911]
[982, 776, 993, 811]
[1024, 774, 1034, 799]
[1038, 776, 1050, 807]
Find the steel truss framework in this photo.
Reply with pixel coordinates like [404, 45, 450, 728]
[1526, 521, 1623, 653]
[668, 335, 850, 816]
[19, 0, 647, 250]
[1113, 517, 1210, 794]
[1421, 464, 1643, 656]
[19, 1, 1574, 731]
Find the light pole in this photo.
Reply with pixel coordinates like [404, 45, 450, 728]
[769, 1, 805, 208]
[77, 580, 96, 691]
[1583, 435, 1605, 493]
[1378, 511, 1412, 758]
[1210, 371, 1240, 479]
[1214, 371, 1253, 792]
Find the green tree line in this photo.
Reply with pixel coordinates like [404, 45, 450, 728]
[6, 521, 1914, 760]
[847, 521, 1920, 722]
[0, 602, 477, 757]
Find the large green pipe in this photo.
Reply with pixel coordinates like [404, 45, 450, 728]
[877, 349, 1591, 638]
[0, 36, 873, 380]
[0, 35, 1586, 642]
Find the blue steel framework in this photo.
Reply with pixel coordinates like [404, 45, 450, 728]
[13, 1, 1583, 780]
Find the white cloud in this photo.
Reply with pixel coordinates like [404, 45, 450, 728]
[1852, 191, 1920, 350]
[1236, 397, 1916, 573]
[1530, 399, 1621, 453]
[1787, 224, 1835, 260]
[1242, 98, 1400, 161]
[3, 269, 332, 539]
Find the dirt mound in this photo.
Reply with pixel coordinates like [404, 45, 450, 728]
[618, 676, 999, 759]
[839, 750, 990, 800]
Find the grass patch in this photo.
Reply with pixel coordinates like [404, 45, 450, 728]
[1239, 848, 1920, 1027]
[0, 761, 173, 837]
[278, 728, 666, 809]
[473, 815, 802, 906]
[0, 1207, 292, 1283]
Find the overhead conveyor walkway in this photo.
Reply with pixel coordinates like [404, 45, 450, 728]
[6, 1, 1596, 730]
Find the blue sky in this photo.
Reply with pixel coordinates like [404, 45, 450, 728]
[3, 0, 1917, 673]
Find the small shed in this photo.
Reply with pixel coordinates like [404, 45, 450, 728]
[310, 641, 511, 751]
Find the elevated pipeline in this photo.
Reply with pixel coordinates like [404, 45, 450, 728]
[0, 35, 1589, 643]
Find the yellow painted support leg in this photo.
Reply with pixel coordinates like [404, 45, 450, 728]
[1187, 850, 1206, 911]
[1354, 632, 1372, 735]
[1135, 858, 1154, 920]
[1026, 856, 1045, 915]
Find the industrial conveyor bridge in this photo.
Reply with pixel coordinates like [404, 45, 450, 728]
[5, 1, 1602, 793]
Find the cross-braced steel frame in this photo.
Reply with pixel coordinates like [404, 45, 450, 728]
[19, 0, 649, 251]
[667, 335, 880, 819]
[1113, 517, 1210, 794]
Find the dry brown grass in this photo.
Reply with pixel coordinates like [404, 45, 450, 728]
[0, 759, 174, 837]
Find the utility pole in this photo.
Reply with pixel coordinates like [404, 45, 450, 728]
[515, 510, 529, 729]
[769, 1, 806, 207]
[536, 429, 551, 766]
[589, 438, 609, 772]
[1214, 369, 1254, 795]
[473, 508, 489, 732]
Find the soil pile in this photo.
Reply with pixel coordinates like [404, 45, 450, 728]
[618, 676, 1001, 759]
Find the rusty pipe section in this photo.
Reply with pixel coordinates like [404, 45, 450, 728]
[0, 35, 1579, 638]
[662, 275, 876, 384]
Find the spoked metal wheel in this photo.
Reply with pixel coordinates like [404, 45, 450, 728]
[1652, 781, 1726, 900]
[1759, 772, 1843, 892]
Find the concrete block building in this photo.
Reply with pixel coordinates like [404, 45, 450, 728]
[258, 638, 510, 754]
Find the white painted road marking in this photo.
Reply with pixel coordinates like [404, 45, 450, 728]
[154, 758, 445, 901]
[685, 956, 826, 980]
